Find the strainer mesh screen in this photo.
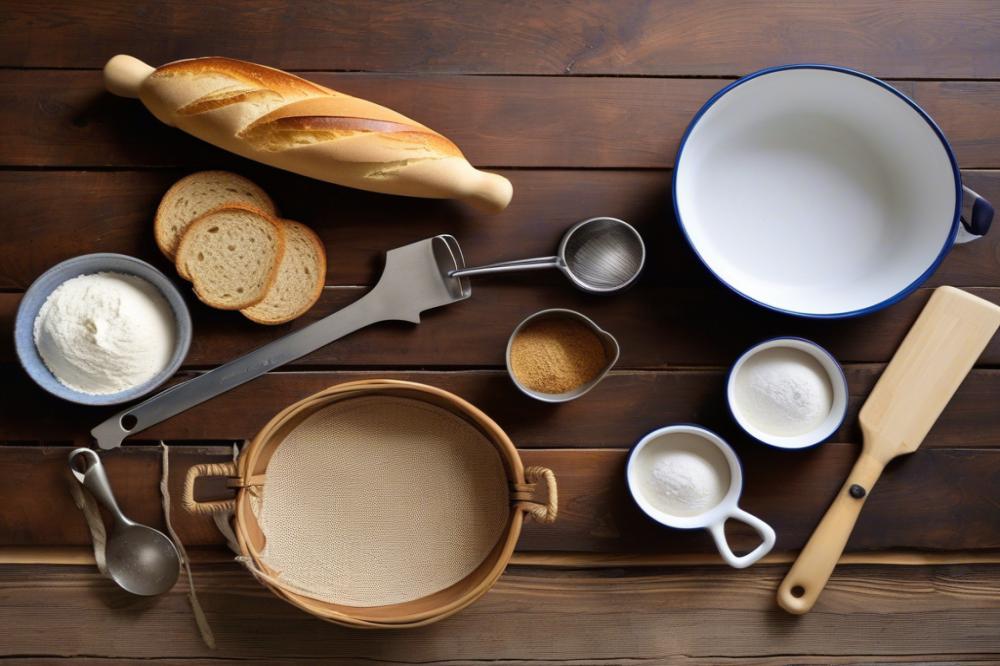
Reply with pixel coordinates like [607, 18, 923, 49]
[255, 396, 510, 607]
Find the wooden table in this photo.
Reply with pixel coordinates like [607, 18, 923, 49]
[2, 2, 999, 663]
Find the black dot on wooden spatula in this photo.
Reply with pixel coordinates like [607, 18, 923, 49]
[849, 484, 867, 499]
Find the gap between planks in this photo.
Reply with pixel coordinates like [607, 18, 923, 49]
[4, 546, 1000, 568]
[5, 66, 1000, 83]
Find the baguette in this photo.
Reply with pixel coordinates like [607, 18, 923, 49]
[104, 54, 513, 212]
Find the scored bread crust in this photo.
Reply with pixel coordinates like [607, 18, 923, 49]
[241, 219, 326, 325]
[175, 203, 285, 310]
[129, 56, 512, 210]
[155, 170, 277, 260]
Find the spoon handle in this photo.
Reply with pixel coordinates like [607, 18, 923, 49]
[68, 448, 130, 526]
[450, 256, 560, 278]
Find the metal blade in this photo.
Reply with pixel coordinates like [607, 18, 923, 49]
[91, 235, 470, 449]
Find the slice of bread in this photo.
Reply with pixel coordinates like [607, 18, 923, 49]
[155, 171, 276, 259]
[241, 219, 326, 325]
[175, 205, 284, 310]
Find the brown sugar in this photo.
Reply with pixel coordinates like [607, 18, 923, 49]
[510, 316, 609, 394]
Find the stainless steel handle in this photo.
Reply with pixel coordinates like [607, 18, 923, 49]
[91, 290, 389, 449]
[69, 448, 130, 526]
[450, 256, 560, 278]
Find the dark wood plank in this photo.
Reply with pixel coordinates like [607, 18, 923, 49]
[0, 563, 997, 661]
[5, 286, 1000, 370]
[0, 446, 226, 548]
[521, 447, 1000, 554]
[3, 658, 994, 666]
[2, 169, 999, 291]
[3, 445, 999, 554]
[3, 72, 1000, 168]
[2, 367, 997, 450]
[2, 1, 999, 78]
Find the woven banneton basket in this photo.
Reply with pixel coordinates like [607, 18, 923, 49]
[182, 379, 557, 628]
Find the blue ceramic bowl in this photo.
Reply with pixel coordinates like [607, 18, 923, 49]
[14, 253, 192, 406]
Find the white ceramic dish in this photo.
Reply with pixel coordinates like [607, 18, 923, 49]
[727, 337, 848, 449]
[626, 425, 776, 569]
[673, 65, 993, 318]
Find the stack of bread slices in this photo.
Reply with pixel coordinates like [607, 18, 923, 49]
[156, 171, 326, 325]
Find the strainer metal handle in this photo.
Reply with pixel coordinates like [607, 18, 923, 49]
[450, 256, 560, 277]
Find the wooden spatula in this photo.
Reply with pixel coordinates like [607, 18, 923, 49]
[777, 287, 1000, 614]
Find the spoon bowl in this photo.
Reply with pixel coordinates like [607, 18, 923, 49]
[105, 523, 181, 596]
[69, 448, 180, 596]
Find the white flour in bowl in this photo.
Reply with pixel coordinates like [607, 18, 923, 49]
[33, 272, 175, 395]
[732, 347, 833, 437]
[644, 447, 727, 516]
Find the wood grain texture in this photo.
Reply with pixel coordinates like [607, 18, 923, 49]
[2, 445, 998, 554]
[2, 367, 998, 449]
[3, 1, 1000, 660]
[1, 169, 999, 290]
[0, 563, 997, 662]
[5, 286, 1000, 370]
[3, 72, 1000, 168]
[2, 1, 999, 78]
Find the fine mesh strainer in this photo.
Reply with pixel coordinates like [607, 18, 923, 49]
[183, 380, 557, 628]
[451, 217, 645, 293]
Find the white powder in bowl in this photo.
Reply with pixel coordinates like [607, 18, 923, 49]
[33, 272, 176, 395]
[636, 433, 730, 518]
[647, 451, 726, 515]
[732, 347, 833, 437]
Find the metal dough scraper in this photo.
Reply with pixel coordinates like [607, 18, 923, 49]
[92, 235, 470, 449]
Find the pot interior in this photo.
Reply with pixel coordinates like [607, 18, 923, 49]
[675, 67, 958, 316]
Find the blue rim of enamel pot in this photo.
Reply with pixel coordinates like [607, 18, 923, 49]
[624, 423, 744, 531]
[671, 63, 963, 319]
[724, 336, 849, 450]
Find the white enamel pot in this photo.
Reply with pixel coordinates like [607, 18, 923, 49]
[673, 64, 994, 318]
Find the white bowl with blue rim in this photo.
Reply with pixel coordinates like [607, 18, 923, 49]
[14, 253, 192, 406]
[726, 337, 848, 449]
[673, 64, 994, 318]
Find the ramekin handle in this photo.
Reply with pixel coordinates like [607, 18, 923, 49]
[708, 507, 776, 569]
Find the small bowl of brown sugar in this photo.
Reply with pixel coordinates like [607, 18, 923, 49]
[507, 309, 619, 403]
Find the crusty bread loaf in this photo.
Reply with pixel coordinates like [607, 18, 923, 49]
[104, 54, 513, 212]
[241, 219, 326, 325]
[155, 171, 277, 259]
[175, 205, 284, 310]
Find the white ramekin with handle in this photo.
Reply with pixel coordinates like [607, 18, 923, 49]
[626, 425, 776, 569]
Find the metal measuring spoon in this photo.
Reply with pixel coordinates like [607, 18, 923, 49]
[68, 448, 180, 596]
[450, 217, 646, 293]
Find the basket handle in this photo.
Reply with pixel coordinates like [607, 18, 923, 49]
[514, 466, 558, 523]
[183, 461, 239, 515]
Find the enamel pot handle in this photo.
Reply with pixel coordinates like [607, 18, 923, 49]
[708, 507, 776, 569]
[956, 185, 994, 243]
